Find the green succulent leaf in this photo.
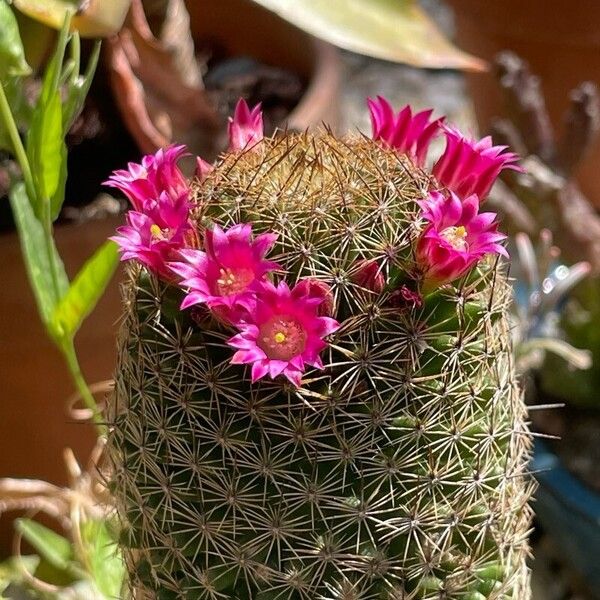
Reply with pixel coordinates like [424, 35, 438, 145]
[51, 240, 119, 340]
[9, 183, 69, 327]
[0, 1, 32, 78]
[249, 0, 485, 70]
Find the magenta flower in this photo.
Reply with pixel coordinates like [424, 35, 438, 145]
[110, 191, 192, 277]
[228, 280, 340, 386]
[293, 278, 335, 316]
[416, 191, 508, 287]
[169, 223, 280, 322]
[432, 126, 523, 200]
[195, 156, 214, 182]
[228, 99, 264, 151]
[368, 96, 443, 166]
[104, 144, 190, 210]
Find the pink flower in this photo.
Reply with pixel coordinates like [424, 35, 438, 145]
[104, 144, 190, 210]
[350, 259, 385, 294]
[228, 280, 340, 386]
[195, 156, 214, 182]
[368, 96, 443, 166]
[169, 223, 280, 322]
[432, 126, 523, 200]
[293, 278, 335, 316]
[416, 191, 508, 287]
[110, 191, 192, 277]
[228, 99, 264, 151]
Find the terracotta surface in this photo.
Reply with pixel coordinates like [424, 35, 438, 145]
[449, 0, 600, 206]
[0, 217, 123, 554]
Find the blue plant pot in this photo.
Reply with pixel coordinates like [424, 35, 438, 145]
[532, 439, 600, 596]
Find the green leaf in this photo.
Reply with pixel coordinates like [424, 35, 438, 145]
[80, 519, 125, 598]
[62, 39, 100, 131]
[14, 519, 73, 573]
[249, 0, 485, 70]
[8, 183, 69, 327]
[0, 1, 32, 78]
[2, 76, 34, 132]
[50, 140, 68, 220]
[51, 240, 119, 339]
[24, 13, 70, 217]
[27, 89, 64, 209]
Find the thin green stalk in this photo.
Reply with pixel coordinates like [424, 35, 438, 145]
[0, 81, 36, 203]
[62, 341, 106, 437]
[43, 198, 61, 304]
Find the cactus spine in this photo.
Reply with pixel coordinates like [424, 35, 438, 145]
[109, 133, 532, 599]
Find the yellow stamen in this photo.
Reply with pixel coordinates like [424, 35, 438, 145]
[150, 224, 162, 238]
[215, 267, 255, 296]
[217, 268, 235, 287]
[441, 225, 469, 251]
[274, 332, 286, 344]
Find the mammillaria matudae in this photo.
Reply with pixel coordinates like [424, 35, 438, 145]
[107, 98, 532, 599]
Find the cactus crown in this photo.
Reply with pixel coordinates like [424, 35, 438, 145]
[109, 131, 532, 599]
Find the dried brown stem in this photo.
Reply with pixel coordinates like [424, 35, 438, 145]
[556, 81, 600, 176]
[495, 51, 555, 163]
[489, 52, 600, 274]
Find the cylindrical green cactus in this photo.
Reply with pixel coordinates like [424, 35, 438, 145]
[108, 122, 532, 599]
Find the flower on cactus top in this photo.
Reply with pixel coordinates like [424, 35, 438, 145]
[416, 191, 508, 286]
[104, 144, 190, 210]
[228, 98, 264, 151]
[111, 191, 193, 277]
[228, 280, 340, 386]
[368, 96, 443, 166]
[169, 223, 280, 321]
[432, 126, 523, 200]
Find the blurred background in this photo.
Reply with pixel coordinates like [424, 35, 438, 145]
[1, 0, 599, 598]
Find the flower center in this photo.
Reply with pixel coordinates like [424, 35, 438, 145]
[216, 267, 255, 296]
[440, 225, 468, 251]
[258, 316, 307, 361]
[150, 223, 171, 241]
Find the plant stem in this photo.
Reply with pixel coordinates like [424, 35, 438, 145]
[43, 198, 62, 303]
[0, 81, 36, 203]
[62, 341, 107, 437]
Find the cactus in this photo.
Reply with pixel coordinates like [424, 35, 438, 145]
[107, 107, 532, 599]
